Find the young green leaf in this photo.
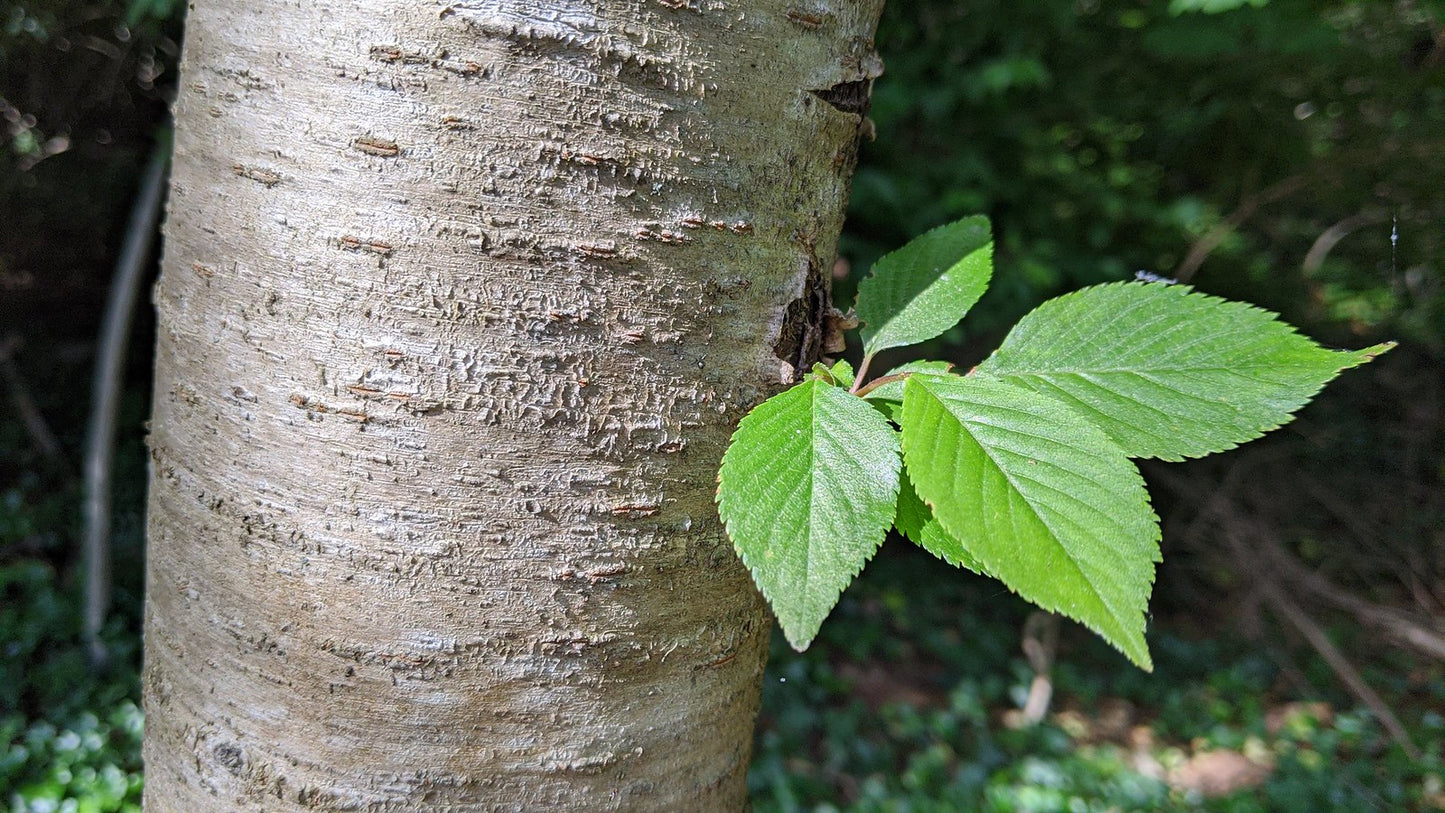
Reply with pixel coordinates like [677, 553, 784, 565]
[894, 469, 985, 574]
[901, 375, 1161, 670]
[856, 216, 994, 357]
[975, 281, 1394, 461]
[808, 362, 839, 386]
[717, 379, 901, 650]
[828, 358, 856, 390]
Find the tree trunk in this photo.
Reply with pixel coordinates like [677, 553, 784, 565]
[142, 1, 883, 808]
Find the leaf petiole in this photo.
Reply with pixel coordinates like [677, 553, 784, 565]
[849, 354, 877, 394]
[853, 371, 910, 398]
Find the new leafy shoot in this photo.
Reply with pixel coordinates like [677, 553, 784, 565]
[716, 215, 1392, 668]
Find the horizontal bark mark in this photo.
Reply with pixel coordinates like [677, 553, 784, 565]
[352, 136, 400, 157]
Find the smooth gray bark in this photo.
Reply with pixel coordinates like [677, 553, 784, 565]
[143, 1, 883, 808]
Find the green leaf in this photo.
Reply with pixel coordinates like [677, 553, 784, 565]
[856, 216, 994, 357]
[828, 359, 856, 390]
[975, 282, 1393, 461]
[808, 362, 837, 385]
[717, 379, 901, 650]
[1168, 0, 1268, 14]
[895, 468, 985, 574]
[901, 375, 1161, 669]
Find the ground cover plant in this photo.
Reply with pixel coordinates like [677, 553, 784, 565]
[748, 545, 1445, 811]
[1, 476, 144, 812]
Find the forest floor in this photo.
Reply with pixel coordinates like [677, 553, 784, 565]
[750, 543, 1444, 811]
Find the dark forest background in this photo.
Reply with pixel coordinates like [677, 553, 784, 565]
[2, 0, 1441, 809]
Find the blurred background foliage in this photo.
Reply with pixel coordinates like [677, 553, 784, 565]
[1, 0, 1442, 810]
[846, 0, 1443, 354]
[2, 2, 176, 809]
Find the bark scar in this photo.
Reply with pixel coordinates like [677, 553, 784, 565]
[772, 226, 850, 381]
[808, 80, 871, 116]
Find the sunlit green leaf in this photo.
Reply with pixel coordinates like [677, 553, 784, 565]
[717, 380, 901, 650]
[856, 216, 994, 357]
[976, 282, 1393, 461]
[902, 375, 1160, 669]
[1168, 0, 1268, 15]
[894, 468, 985, 574]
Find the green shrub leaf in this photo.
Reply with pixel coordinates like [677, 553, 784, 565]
[901, 375, 1161, 669]
[717, 379, 901, 650]
[856, 216, 994, 357]
[975, 282, 1394, 461]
